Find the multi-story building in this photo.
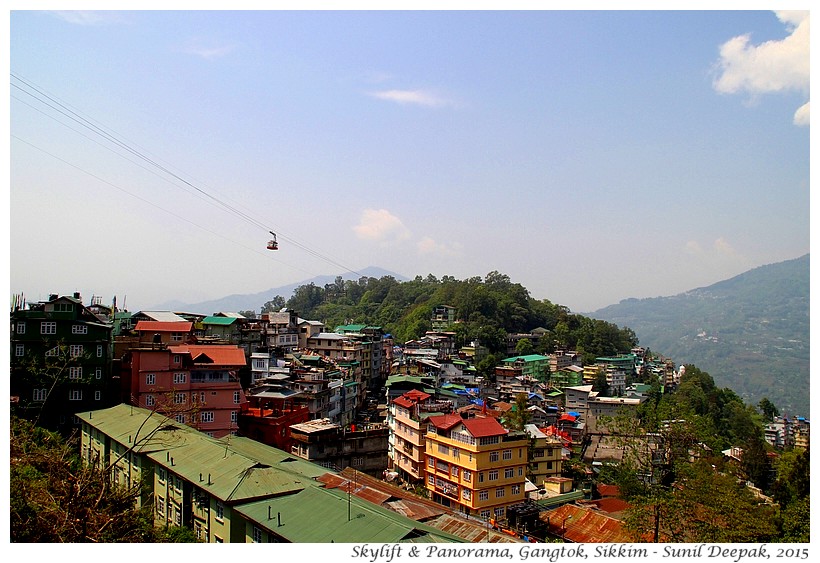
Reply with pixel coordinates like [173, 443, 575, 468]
[524, 424, 564, 488]
[431, 305, 457, 331]
[500, 354, 550, 383]
[424, 413, 529, 522]
[10, 292, 114, 434]
[78, 404, 462, 543]
[126, 340, 247, 438]
[289, 418, 389, 477]
[387, 390, 453, 483]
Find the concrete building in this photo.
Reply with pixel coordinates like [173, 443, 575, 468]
[424, 413, 529, 522]
[10, 292, 115, 434]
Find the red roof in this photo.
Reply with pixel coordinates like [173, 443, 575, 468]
[393, 396, 415, 409]
[404, 389, 431, 401]
[168, 345, 246, 366]
[541, 504, 631, 543]
[428, 413, 463, 431]
[462, 416, 507, 438]
[135, 321, 192, 333]
[596, 483, 621, 497]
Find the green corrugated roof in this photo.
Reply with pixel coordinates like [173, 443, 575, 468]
[201, 316, 238, 325]
[502, 354, 549, 363]
[234, 486, 463, 543]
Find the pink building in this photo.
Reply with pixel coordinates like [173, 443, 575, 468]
[127, 343, 247, 438]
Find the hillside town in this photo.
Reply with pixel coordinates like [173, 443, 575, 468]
[10, 292, 810, 543]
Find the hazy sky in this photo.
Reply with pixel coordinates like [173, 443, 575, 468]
[8, 7, 811, 313]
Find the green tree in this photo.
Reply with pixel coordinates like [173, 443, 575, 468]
[505, 393, 532, 431]
[261, 295, 286, 313]
[10, 416, 198, 543]
[757, 397, 780, 422]
[515, 338, 534, 356]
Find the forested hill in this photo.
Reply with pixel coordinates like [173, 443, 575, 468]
[590, 255, 810, 417]
[279, 271, 637, 365]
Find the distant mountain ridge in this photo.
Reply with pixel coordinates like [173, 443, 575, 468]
[150, 266, 407, 316]
[590, 255, 810, 416]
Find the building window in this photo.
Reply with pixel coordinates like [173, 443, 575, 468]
[201, 411, 214, 423]
[494, 507, 505, 518]
[69, 367, 82, 380]
[230, 411, 238, 423]
[352, 457, 363, 467]
[173, 372, 186, 384]
[41, 321, 56, 335]
[480, 510, 491, 519]
[158, 468, 166, 483]
[173, 355, 181, 364]
[174, 393, 186, 404]
[156, 496, 164, 515]
[488, 470, 498, 481]
[69, 344, 83, 357]
[518, 467, 523, 476]
[171, 332, 183, 342]
[176, 414, 186, 424]
[95, 368, 102, 379]
[496, 487, 505, 498]
[33, 388, 47, 402]
[72, 324, 87, 335]
[145, 394, 155, 407]
[253, 526, 263, 543]
[463, 469, 471, 482]
[479, 436, 499, 446]
[462, 489, 471, 501]
[451, 466, 459, 478]
[489, 451, 499, 462]
[95, 391, 101, 401]
[216, 502, 224, 521]
[511, 485, 521, 495]
[428, 474, 435, 485]
[146, 373, 156, 385]
[479, 490, 489, 501]
[503, 449, 512, 460]
[15, 344, 24, 357]
[69, 389, 82, 401]
[97, 345, 104, 357]
[16, 322, 25, 334]
[427, 457, 435, 467]
[233, 391, 240, 404]
[505, 468, 514, 479]
[45, 346, 59, 357]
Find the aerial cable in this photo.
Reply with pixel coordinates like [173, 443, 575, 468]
[11, 133, 320, 279]
[11, 72, 365, 278]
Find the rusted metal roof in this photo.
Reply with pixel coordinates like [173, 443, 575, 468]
[540, 504, 631, 543]
[425, 514, 523, 543]
[317, 473, 393, 505]
[385, 498, 447, 521]
[135, 321, 192, 332]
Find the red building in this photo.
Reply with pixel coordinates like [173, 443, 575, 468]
[126, 341, 247, 438]
[239, 384, 310, 451]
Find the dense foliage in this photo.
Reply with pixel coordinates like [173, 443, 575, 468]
[282, 271, 638, 361]
[592, 254, 809, 416]
[598, 364, 810, 543]
[10, 416, 197, 543]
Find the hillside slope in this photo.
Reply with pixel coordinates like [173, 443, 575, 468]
[591, 255, 809, 416]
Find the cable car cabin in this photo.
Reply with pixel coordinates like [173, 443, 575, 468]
[267, 233, 278, 250]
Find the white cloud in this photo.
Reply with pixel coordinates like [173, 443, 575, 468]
[353, 209, 411, 246]
[50, 11, 125, 26]
[712, 237, 736, 256]
[368, 89, 452, 108]
[684, 240, 703, 255]
[417, 236, 463, 257]
[179, 40, 236, 60]
[713, 11, 809, 125]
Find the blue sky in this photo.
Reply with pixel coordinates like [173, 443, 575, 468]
[8, 7, 811, 313]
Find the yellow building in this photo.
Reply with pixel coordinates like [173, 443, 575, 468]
[524, 424, 563, 487]
[425, 413, 529, 522]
